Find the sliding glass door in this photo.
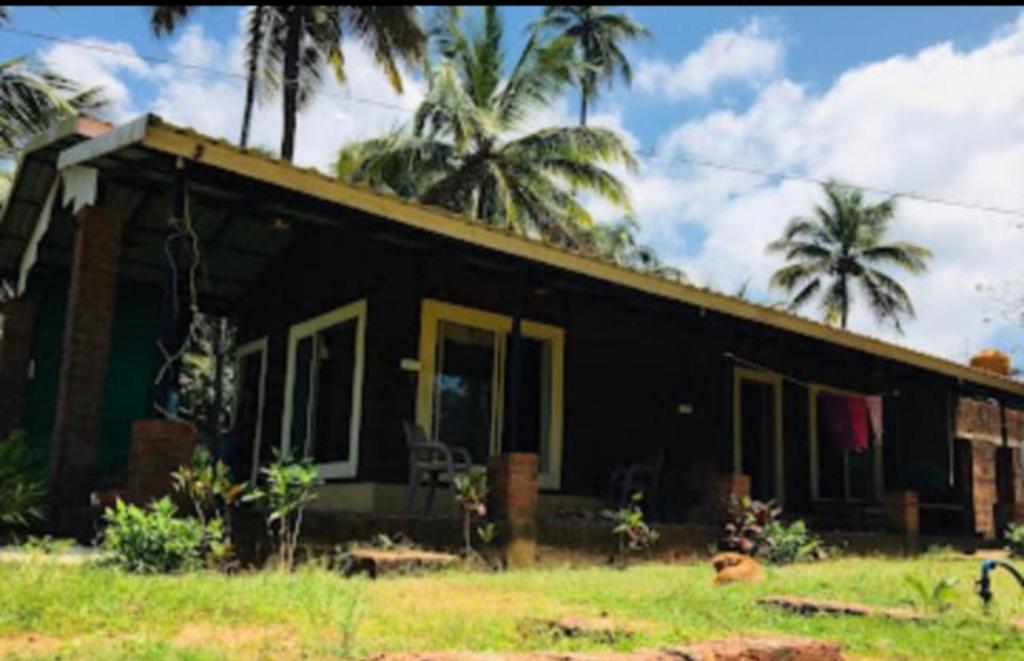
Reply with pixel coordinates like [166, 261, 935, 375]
[416, 300, 564, 489]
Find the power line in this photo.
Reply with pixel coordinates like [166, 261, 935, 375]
[0, 25, 419, 114]
[634, 149, 1024, 221]
[6, 24, 1024, 221]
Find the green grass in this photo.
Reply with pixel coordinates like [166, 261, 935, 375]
[1, 553, 1023, 659]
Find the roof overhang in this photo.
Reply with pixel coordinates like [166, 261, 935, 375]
[5, 113, 1024, 397]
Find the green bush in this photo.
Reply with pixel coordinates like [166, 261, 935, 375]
[1007, 523, 1024, 557]
[760, 519, 826, 565]
[101, 497, 222, 574]
[244, 449, 319, 571]
[0, 429, 46, 527]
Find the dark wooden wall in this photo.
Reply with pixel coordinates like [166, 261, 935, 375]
[234, 221, 1024, 519]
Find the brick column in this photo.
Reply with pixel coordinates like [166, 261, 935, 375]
[995, 446, 1024, 534]
[698, 473, 750, 525]
[0, 299, 37, 440]
[123, 419, 196, 506]
[49, 206, 125, 519]
[487, 453, 538, 568]
[883, 490, 919, 544]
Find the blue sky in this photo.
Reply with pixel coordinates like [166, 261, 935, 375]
[5, 5, 1024, 366]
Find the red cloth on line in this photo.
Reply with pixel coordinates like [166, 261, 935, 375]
[819, 392, 870, 453]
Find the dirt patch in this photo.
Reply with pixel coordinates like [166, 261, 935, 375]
[759, 596, 927, 622]
[368, 635, 844, 660]
[173, 623, 300, 656]
[0, 633, 66, 658]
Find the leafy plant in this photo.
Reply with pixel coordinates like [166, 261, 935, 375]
[1006, 523, 1024, 557]
[718, 496, 826, 564]
[719, 496, 782, 556]
[453, 469, 488, 557]
[0, 429, 46, 528]
[244, 449, 319, 571]
[611, 491, 659, 565]
[760, 519, 827, 565]
[101, 497, 223, 574]
[903, 575, 958, 614]
[171, 445, 247, 554]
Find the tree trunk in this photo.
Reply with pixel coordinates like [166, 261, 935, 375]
[280, 7, 301, 162]
[579, 92, 588, 127]
[239, 5, 265, 148]
[840, 274, 849, 329]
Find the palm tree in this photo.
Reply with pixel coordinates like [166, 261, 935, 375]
[150, 6, 426, 161]
[0, 57, 105, 155]
[767, 180, 932, 332]
[335, 6, 635, 247]
[588, 218, 684, 281]
[530, 6, 649, 126]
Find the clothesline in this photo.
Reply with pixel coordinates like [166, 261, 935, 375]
[723, 351, 899, 397]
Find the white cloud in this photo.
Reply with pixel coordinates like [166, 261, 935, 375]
[635, 19, 783, 100]
[40, 13, 425, 171]
[39, 38, 150, 122]
[619, 13, 1024, 364]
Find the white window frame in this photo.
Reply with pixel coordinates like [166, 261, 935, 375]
[281, 299, 367, 480]
[415, 299, 564, 490]
[233, 337, 268, 484]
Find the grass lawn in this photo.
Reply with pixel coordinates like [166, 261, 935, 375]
[1, 552, 1023, 659]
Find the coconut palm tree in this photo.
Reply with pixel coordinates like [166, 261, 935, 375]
[767, 180, 932, 332]
[335, 6, 635, 246]
[150, 6, 426, 160]
[0, 57, 105, 154]
[588, 218, 684, 280]
[530, 6, 649, 126]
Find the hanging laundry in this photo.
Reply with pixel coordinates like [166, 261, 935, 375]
[819, 392, 870, 453]
[866, 396, 884, 445]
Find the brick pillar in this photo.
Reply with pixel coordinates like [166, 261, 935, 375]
[123, 419, 197, 506]
[957, 439, 998, 540]
[0, 299, 37, 440]
[883, 490, 919, 546]
[698, 473, 750, 525]
[49, 206, 125, 519]
[487, 453, 538, 568]
[995, 446, 1024, 535]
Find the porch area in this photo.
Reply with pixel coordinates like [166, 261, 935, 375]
[3, 116, 1024, 554]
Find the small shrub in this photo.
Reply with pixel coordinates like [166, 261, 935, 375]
[760, 519, 827, 565]
[719, 496, 826, 564]
[453, 469, 488, 556]
[244, 449, 319, 571]
[903, 575, 958, 613]
[101, 497, 222, 574]
[719, 496, 782, 556]
[172, 445, 247, 556]
[0, 429, 46, 527]
[1006, 523, 1024, 557]
[611, 491, 659, 565]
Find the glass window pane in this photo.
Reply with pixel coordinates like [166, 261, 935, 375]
[311, 319, 358, 464]
[228, 350, 262, 480]
[512, 337, 552, 475]
[290, 336, 313, 454]
[434, 320, 497, 464]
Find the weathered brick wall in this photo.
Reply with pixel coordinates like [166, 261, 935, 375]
[123, 419, 196, 506]
[0, 299, 37, 441]
[957, 439, 998, 539]
[49, 207, 125, 516]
